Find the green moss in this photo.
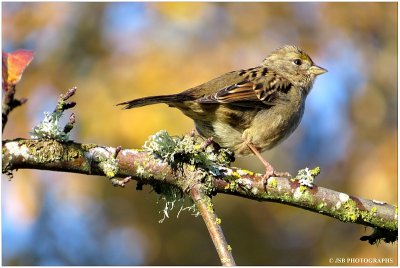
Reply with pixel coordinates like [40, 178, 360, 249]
[227, 181, 237, 191]
[335, 198, 358, 223]
[202, 173, 217, 195]
[299, 185, 308, 194]
[231, 171, 241, 178]
[68, 149, 80, 158]
[224, 183, 231, 190]
[135, 165, 146, 176]
[280, 192, 292, 203]
[92, 148, 119, 179]
[342, 210, 358, 222]
[105, 170, 116, 178]
[360, 210, 374, 223]
[21, 140, 84, 164]
[206, 197, 214, 212]
[28, 140, 62, 162]
[236, 169, 254, 176]
[80, 143, 97, 151]
[267, 178, 278, 188]
[317, 202, 327, 210]
[187, 165, 196, 172]
[250, 187, 259, 195]
[310, 166, 321, 176]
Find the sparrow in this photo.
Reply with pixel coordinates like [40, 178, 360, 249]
[117, 45, 327, 177]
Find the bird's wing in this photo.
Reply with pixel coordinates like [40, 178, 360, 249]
[195, 67, 292, 106]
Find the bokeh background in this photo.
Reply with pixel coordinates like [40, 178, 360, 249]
[2, 2, 397, 265]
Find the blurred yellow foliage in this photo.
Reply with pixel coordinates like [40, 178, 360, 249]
[151, 2, 207, 23]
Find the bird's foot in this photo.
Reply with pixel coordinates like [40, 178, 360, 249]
[187, 128, 222, 153]
[243, 139, 291, 179]
[201, 137, 214, 149]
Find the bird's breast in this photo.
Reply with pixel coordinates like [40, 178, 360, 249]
[246, 96, 306, 152]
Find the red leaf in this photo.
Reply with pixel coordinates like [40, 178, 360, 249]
[2, 49, 34, 89]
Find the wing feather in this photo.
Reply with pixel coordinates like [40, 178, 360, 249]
[195, 67, 292, 106]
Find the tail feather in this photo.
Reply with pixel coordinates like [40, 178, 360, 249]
[117, 94, 185, 109]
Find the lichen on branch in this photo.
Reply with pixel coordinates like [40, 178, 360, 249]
[3, 137, 397, 245]
[30, 86, 77, 141]
[143, 129, 234, 174]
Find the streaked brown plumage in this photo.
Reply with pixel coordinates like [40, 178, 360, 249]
[118, 45, 326, 177]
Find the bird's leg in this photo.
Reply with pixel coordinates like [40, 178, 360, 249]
[244, 141, 274, 176]
[244, 140, 291, 179]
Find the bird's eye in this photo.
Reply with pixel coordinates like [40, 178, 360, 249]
[293, 59, 302, 66]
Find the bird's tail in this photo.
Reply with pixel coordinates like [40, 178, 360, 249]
[117, 94, 187, 109]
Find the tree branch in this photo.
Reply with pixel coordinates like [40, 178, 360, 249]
[3, 138, 397, 245]
[2, 84, 27, 132]
[189, 184, 235, 266]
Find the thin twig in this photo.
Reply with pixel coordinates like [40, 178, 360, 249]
[2, 85, 27, 132]
[189, 184, 236, 266]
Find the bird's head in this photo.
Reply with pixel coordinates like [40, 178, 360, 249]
[262, 45, 327, 90]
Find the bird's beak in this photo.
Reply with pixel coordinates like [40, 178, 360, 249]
[309, 65, 327, 76]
